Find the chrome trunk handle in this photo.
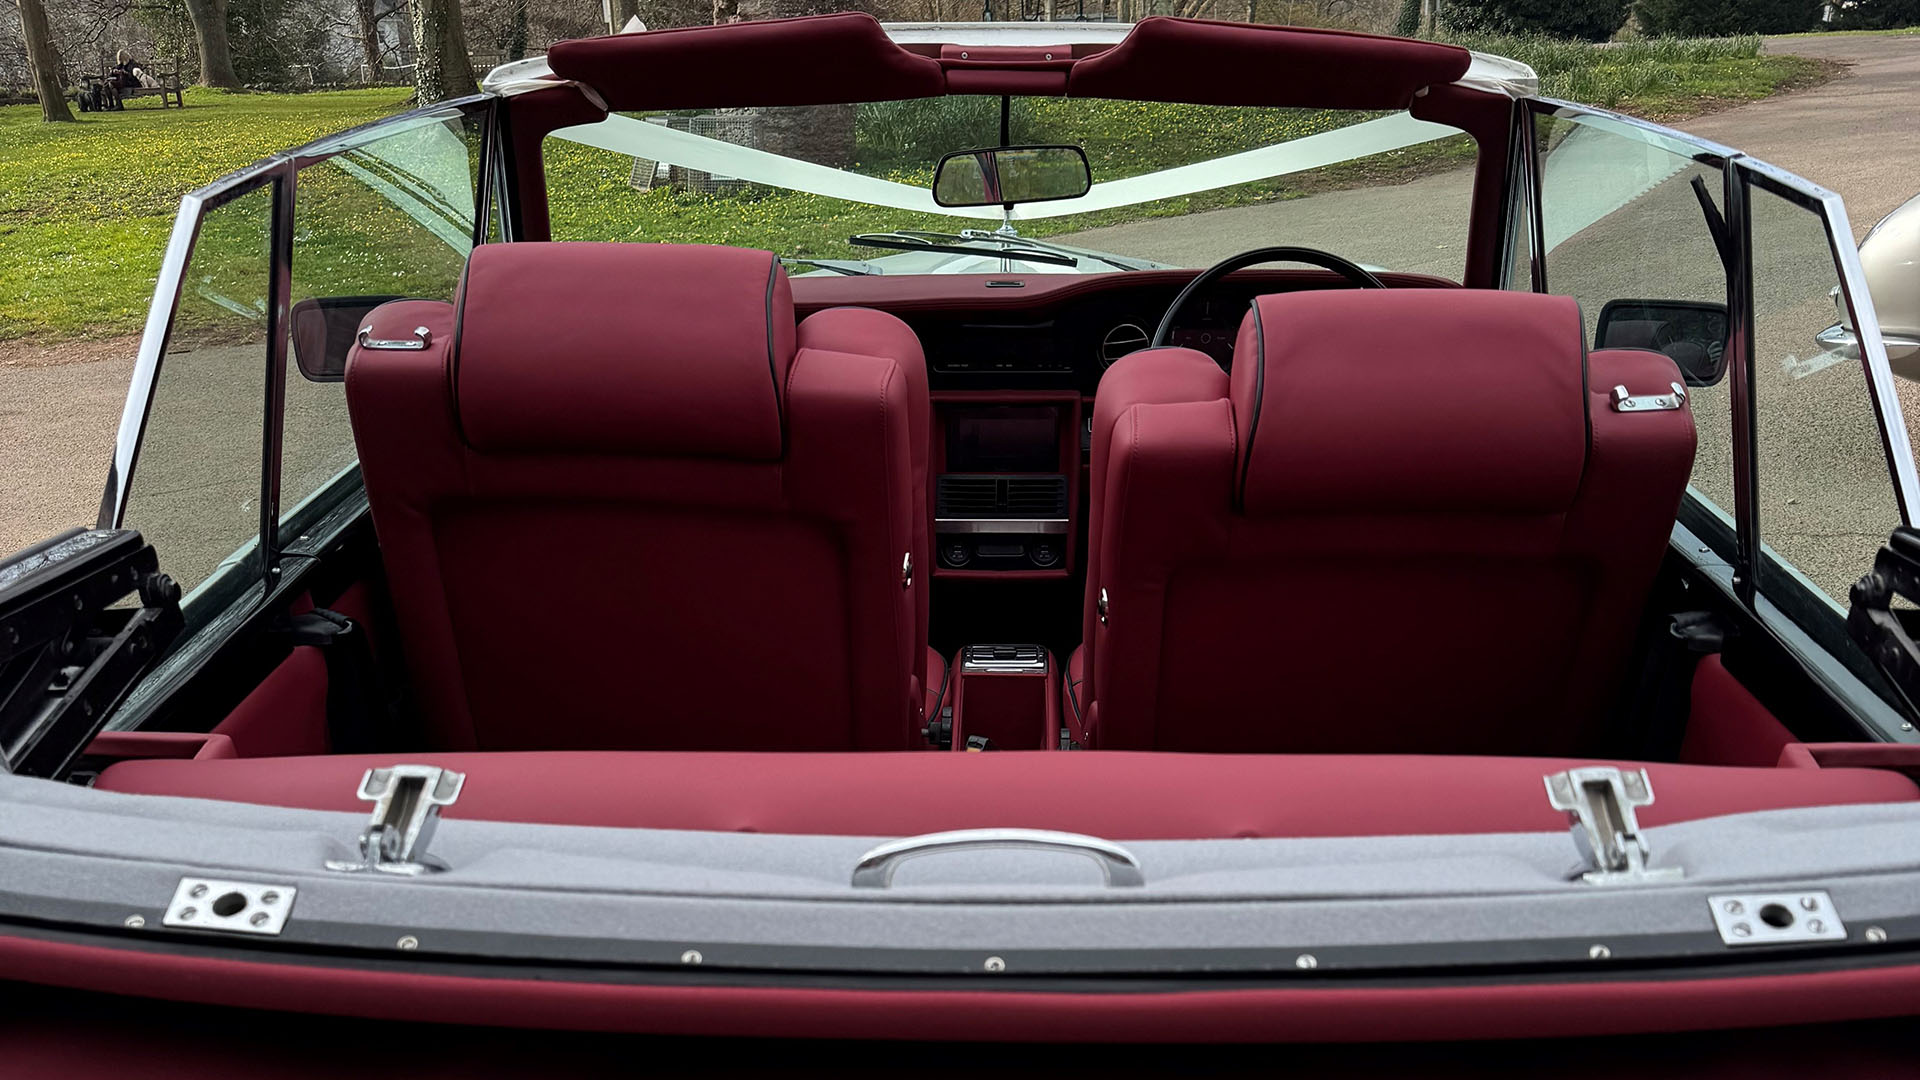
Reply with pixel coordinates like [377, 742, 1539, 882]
[850, 828, 1146, 888]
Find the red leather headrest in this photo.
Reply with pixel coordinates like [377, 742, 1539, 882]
[1230, 289, 1589, 515]
[455, 242, 795, 460]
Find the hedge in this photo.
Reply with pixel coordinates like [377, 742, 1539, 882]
[1438, 0, 1630, 41]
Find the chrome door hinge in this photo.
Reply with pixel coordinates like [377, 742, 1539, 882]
[1544, 766, 1684, 885]
[325, 764, 465, 875]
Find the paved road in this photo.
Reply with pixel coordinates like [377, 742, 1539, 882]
[4, 35, 1919, 598]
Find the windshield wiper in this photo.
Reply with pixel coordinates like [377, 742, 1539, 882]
[780, 257, 877, 277]
[900, 229, 1146, 273]
[848, 232, 1077, 268]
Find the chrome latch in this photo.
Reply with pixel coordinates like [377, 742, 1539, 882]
[1610, 382, 1686, 412]
[902, 551, 913, 590]
[1097, 588, 1109, 624]
[356, 325, 432, 351]
[1544, 766, 1683, 885]
[324, 765, 465, 875]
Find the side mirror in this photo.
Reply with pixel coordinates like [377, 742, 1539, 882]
[290, 294, 403, 382]
[932, 145, 1091, 209]
[1818, 192, 1920, 380]
[1595, 299, 1730, 387]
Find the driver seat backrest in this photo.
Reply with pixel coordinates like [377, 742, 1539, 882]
[346, 242, 928, 752]
[1072, 288, 1696, 754]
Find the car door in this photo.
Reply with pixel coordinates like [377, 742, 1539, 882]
[97, 96, 497, 725]
[1508, 98, 1920, 742]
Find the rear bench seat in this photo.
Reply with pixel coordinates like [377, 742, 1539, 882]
[92, 753, 1918, 839]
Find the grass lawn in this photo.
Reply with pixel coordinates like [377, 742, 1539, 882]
[0, 87, 413, 344]
[2, 36, 1827, 346]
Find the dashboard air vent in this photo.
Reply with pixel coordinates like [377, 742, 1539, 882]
[1100, 323, 1150, 368]
[937, 475, 1067, 517]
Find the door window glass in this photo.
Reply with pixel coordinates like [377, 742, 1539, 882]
[120, 183, 273, 606]
[284, 108, 486, 524]
[1532, 110, 1735, 534]
[1748, 177, 1904, 607]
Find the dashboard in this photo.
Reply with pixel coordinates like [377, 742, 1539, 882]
[787, 268, 1456, 579]
[791, 267, 1453, 393]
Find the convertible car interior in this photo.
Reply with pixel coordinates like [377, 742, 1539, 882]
[16, 14, 1920, 893]
[70, 222, 1919, 837]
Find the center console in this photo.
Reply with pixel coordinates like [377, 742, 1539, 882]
[945, 645, 1060, 751]
[932, 394, 1081, 577]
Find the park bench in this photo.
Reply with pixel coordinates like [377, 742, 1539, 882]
[75, 67, 184, 112]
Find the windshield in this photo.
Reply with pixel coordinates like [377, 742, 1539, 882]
[542, 97, 1474, 280]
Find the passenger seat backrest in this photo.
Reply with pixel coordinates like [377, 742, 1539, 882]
[1078, 289, 1696, 754]
[346, 242, 926, 752]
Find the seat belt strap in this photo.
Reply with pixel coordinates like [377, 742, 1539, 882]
[1635, 610, 1726, 759]
[273, 608, 384, 754]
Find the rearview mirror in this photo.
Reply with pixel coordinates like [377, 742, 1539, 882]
[932, 145, 1091, 209]
[1595, 299, 1730, 388]
[290, 294, 403, 382]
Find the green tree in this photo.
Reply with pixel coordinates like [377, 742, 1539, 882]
[1830, 0, 1920, 29]
[1440, 0, 1630, 40]
[1394, 0, 1422, 35]
[1633, 0, 1821, 35]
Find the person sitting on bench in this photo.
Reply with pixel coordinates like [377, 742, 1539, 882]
[110, 51, 143, 91]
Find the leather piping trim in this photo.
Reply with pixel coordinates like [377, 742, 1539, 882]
[1235, 301, 1266, 511]
[1575, 298, 1593, 497]
[765, 254, 786, 452]
[448, 255, 475, 446]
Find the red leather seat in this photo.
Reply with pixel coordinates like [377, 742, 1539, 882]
[346, 242, 933, 751]
[1073, 289, 1696, 754]
[92, 751, 1916, 838]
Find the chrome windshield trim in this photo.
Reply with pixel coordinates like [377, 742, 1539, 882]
[285, 95, 493, 168]
[1527, 96, 1739, 166]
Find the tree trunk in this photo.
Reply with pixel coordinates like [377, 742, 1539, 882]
[736, 0, 871, 166]
[713, 0, 739, 23]
[355, 0, 383, 77]
[1393, 0, 1422, 35]
[411, 0, 478, 104]
[18, 0, 75, 122]
[181, 0, 242, 88]
[508, 0, 528, 59]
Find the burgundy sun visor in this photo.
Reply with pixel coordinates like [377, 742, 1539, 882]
[547, 13, 945, 109]
[1068, 18, 1473, 109]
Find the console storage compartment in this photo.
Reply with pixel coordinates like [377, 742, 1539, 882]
[950, 645, 1059, 750]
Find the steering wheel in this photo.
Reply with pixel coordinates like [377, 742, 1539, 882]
[1150, 246, 1389, 353]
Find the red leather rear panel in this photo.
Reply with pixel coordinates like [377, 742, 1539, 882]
[94, 750, 1914, 838]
